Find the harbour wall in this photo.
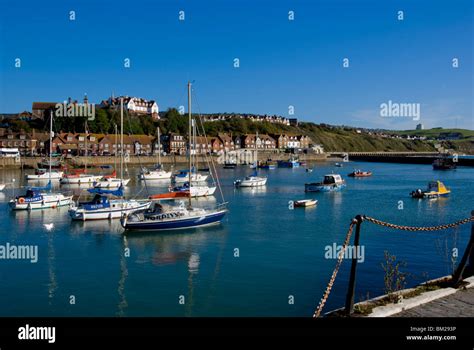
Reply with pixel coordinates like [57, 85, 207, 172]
[0, 151, 328, 169]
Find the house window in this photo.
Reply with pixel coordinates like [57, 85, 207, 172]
[67, 136, 73, 141]
[79, 136, 85, 141]
[90, 137, 95, 141]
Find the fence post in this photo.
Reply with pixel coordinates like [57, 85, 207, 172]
[452, 210, 474, 286]
[345, 215, 364, 315]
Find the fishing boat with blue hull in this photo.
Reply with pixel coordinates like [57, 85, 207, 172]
[69, 186, 151, 221]
[258, 160, 277, 170]
[305, 174, 346, 192]
[277, 158, 300, 168]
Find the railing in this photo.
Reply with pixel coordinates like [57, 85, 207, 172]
[313, 211, 474, 317]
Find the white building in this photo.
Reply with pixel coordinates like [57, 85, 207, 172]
[416, 123, 424, 130]
[101, 95, 159, 119]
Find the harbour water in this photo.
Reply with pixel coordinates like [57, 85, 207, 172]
[0, 161, 472, 316]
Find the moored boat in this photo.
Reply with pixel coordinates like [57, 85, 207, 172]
[348, 170, 372, 177]
[173, 169, 208, 183]
[433, 157, 456, 170]
[139, 127, 173, 180]
[173, 182, 217, 197]
[258, 160, 277, 170]
[121, 201, 227, 231]
[139, 167, 172, 180]
[26, 169, 63, 180]
[60, 173, 102, 184]
[121, 82, 227, 232]
[294, 199, 318, 207]
[93, 177, 130, 189]
[305, 174, 346, 192]
[234, 175, 267, 187]
[0, 183, 5, 191]
[9, 184, 72, 210]
[68, 187, 151, 221]
[11, 112, 73, 210]
[278, 158, 300, 168]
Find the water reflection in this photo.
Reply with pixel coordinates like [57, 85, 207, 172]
[116, 236, 128, 317]
[234, 186, 267, 195]
[125, 225, 228, 316]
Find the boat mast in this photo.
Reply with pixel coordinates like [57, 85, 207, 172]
[255, 131, 258, 168]
[157, 126, 161, 166]
[114, 123, 118, 173]
[84, 120, 88, 174]
[120, 98, 124, 181]
[49, 109, 52, 188]
[187, 82, 192, 207]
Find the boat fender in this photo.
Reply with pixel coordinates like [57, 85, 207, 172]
[18, 197, 25, 204]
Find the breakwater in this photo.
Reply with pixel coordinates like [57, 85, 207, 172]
[330, 152, 474, 167]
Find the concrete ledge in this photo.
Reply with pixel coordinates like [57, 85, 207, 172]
[368, 288, 457, 317]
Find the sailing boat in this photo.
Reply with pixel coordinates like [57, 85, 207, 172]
[94, 123, 131, 188]
[234, 132, 267, 187]
[68, 98, 151, 220]
[121, 82, 227, 231]
[173, 121, 208, 184]
[172, 116, 216, 197]
[60, 123, 101, 185]
[9, 111, 73, 210]
[139, 127, 172, 180]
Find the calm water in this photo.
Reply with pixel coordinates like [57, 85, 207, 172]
[0, 161, 472, 316]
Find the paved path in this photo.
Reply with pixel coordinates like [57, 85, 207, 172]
[393, 288, 474, 317]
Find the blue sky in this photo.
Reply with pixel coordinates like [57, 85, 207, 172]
[0, 0, 472, 130]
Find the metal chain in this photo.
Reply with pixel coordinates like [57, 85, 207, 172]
[363, 215, 473, 232]
[313, 214, 473, 318]
[313, 220, 356, 318]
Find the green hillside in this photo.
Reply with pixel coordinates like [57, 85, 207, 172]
[392, 128, 474, 138]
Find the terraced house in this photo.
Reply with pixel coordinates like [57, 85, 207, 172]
[0, 128, 38, 155]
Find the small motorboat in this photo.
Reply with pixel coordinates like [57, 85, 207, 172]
[306, 168, 313, 173]
[348, 170, 372, 177]
[305, 174, 346, 192]
[294, 199, 318, 208]
[334, 163, 343, 168]
[0, 183, 5, 191]
[411, 181, 450, 199]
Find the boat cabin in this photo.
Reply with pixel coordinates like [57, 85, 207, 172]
[323, 174, 343, 185]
